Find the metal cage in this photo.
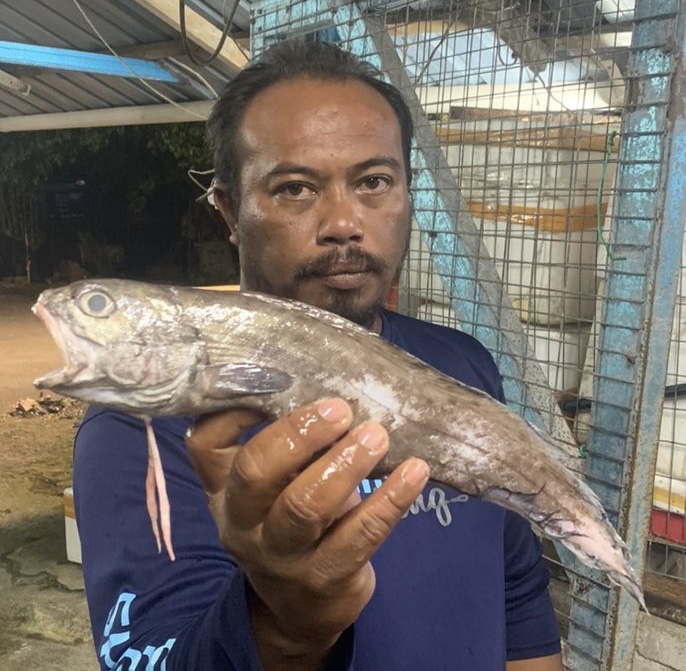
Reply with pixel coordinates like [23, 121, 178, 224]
[250, 1, 685, 669]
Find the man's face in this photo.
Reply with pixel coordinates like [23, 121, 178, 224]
[215, 77, 412, 331]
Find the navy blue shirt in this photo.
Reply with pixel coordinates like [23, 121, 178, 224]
[73, 309, 560, 670]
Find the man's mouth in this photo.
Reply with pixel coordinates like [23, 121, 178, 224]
[295, 248, 388, 290]
[316, 265, 372, 291]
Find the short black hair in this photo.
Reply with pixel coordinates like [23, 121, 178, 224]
[207, 39, 414, 216]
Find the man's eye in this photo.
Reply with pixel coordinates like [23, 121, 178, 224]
[361, 175, 391, 192]
[285, 184, 304, 196]
[278, 183, 312, 198]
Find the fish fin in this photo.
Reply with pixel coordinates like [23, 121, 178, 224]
[144, 417, 174, 561]
[197, 362, 294, 398]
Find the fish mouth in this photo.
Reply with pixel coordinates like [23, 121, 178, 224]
[31, 302, 94, 389]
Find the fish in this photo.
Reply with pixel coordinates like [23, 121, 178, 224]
[32, 277, 647, 609]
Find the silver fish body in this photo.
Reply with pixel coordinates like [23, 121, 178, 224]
[32, 278, 646, 609]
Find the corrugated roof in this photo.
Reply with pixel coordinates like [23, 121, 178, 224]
[0, 0, 632, 132]
[0, 0, 251, 131]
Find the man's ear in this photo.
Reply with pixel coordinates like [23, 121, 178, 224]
[212, 185, 239, 245]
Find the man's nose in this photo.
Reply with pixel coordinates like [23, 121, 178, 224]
[316, 191, 364, 244]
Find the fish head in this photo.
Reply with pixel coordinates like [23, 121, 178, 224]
[31, 279, 203, 413]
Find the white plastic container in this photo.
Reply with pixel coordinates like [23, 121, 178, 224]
[63, 487, 82, 564]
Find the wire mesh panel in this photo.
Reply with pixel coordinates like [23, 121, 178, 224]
[251, 1, 686, 668]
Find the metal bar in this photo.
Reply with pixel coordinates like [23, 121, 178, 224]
[0, 101, 213, 133]
[565, 1, 686, 669]
[606, 0, 686, 667]
[0, 41, 178, 82]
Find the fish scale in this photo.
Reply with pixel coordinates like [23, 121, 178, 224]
[32, 278, 647, 610]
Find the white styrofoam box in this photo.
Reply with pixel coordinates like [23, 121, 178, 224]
[525, 323, 592, 392]
[657, 397, 686, 481]
[402, 220, 600, 326]
[653, 475, 686, 516]
[443, 141, 612, 213]
[438, 122, 610, 325]
[63, 487, 82, 564]
[415, 302, 590, 392]
[480, 218, 599, 325]
[665, 298, 686, 385]
[407, 134, 607, 324]
[657, 443, 686, 483]
[654, 300, 686, 482]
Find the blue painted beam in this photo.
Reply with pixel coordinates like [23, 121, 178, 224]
[0, 41, 178, 82]
[565, 1, 686, 669]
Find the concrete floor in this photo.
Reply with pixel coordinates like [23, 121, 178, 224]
[0, 511, 97, 671]
[0, 281, 98, 670]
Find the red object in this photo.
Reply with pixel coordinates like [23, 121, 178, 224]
[650, 508, 686, 545]
[385, 284, 399, 312]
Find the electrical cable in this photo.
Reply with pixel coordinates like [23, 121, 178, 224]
[71, 0, 211, 120]
[179, 0, 241, 67]
[597, 130, 625, 261]
[168, 57, 218, 97]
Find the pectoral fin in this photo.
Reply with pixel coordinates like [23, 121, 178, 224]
[197, 362, 294, 398]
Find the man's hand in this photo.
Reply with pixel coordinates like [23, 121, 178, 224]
[186, 398, 430, 671]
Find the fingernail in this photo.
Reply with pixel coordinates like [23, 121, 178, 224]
[354, 424, 387, 455]
[401, 459, 430, 487]
[317, 398, 350, 423]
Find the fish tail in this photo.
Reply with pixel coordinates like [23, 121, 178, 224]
[608, 566, 649, 613]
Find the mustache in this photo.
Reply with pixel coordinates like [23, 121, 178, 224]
[294, 247, 389, 280]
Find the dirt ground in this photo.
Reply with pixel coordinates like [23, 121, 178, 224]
[0, 280, 97, 670]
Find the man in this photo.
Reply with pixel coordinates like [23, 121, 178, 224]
[73, 40, 563, 670]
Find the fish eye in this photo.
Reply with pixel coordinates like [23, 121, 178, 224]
[77, 290, 116, 318]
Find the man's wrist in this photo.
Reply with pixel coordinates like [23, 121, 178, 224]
[248, 584, 342, 671]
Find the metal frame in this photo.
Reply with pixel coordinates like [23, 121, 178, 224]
[250, 1, 686, 668]
[565, 1, 686, 669]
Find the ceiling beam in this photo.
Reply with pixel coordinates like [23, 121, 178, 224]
[386, 19, 471, 37]
[0, 100, 214, 132]
[118, 36, 250, 61]
[116, 39, 190, 60]
[131, 0, 248, 74]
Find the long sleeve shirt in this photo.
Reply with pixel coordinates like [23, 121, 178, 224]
[73, 309, 561, 670]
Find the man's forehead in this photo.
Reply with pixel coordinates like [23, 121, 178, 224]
[242, 77, 398, 130]
[239, 78, 402, 153]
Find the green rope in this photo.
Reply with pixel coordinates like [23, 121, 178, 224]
[597, 130, 625, 261]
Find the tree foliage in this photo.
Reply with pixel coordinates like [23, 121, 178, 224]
[0, 122, 210, 188]
[0, 122, 220, 281]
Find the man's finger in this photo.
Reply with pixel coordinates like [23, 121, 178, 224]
[317, 458, 430, 571]
[186, 407, 265, 495]
[226, 398, 354, 530]
[261, 423, 389, 554]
